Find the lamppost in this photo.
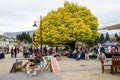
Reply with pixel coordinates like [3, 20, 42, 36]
[33, 16, 43, 55]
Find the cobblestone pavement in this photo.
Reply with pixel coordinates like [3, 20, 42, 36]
[0, 53, 120, 80]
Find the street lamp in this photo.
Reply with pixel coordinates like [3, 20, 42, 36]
[33, 16, 43, 55]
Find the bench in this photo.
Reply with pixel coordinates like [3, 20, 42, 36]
[111, 56, 120, 75]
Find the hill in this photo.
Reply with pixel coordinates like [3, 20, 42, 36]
[3, 30, 118, 38]
[3, 30, 35, 38]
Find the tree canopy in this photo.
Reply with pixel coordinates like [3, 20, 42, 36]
[114, 33, 119, 41]
[16, 32, 31, 43]
[33, 1, 99, 46]
[105, 32, 110, 42]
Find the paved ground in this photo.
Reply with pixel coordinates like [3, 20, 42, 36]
[0, 53, 120, 80]
[57, 59, 120, 80]
[0, 53, 62, 80]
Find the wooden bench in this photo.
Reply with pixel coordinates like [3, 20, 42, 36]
[111, 56, 120, 75]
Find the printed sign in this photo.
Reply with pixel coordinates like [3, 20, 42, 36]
[50, 57, 60, 72]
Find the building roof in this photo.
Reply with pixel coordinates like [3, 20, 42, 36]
[99, 24, 120, 30]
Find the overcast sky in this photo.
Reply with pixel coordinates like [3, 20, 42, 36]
[0, 0, 120, 34]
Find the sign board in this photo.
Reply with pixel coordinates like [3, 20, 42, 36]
[50, 57, 60, 72]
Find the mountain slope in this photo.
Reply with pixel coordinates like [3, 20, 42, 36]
[3, 30, 35, 38]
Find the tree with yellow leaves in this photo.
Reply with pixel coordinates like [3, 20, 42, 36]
[32, 1, 99, 48]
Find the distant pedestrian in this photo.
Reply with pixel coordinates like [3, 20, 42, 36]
[14, 47, 17, 58]
[43, 46, 47, 56]
[23, 46, 27, 58]
[29, 47, 33, 55]
[11, 47, 14, 58]
[7, 47, 9, 53]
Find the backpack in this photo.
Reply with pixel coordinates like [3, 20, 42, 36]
[34, 56, 40, 63]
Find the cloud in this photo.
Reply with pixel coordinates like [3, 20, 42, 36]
[0, 0, 120, 34]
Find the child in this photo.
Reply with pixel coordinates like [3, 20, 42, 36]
[26, 59, 38, 76]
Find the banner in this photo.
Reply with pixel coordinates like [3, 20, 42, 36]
[50, 57, 60, 72]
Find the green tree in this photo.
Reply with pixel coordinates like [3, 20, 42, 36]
[33, 1, 99, 48]
[26, 32, 32, 43]
[16, 32, 32, 43]
[99, 33, 104, 44]
[105, 32, 110, 42]
[114, 33, 119, 41]
[0, 35, 3, 38]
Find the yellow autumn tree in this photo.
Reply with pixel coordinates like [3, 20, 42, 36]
[32, 1, 99, 46]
